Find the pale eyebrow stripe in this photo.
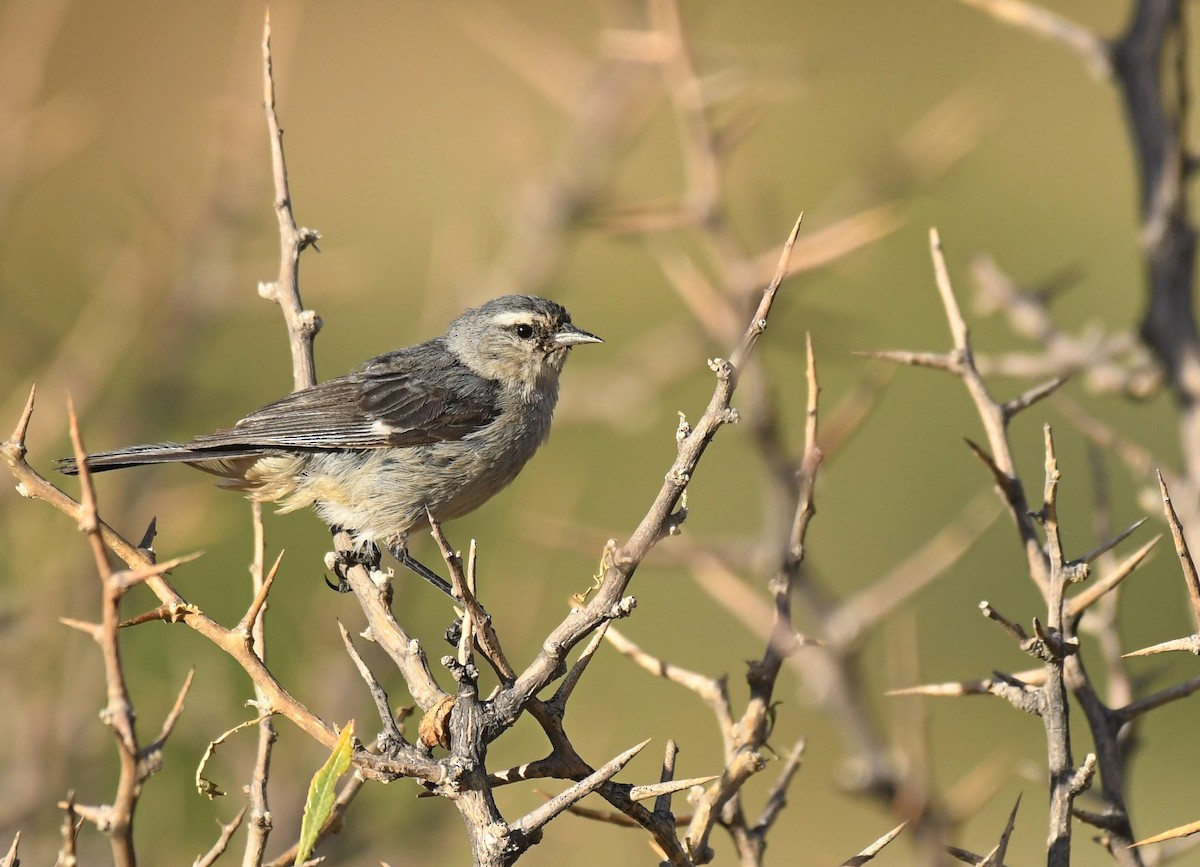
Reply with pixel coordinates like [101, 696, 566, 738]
[490, 311, 535, 327]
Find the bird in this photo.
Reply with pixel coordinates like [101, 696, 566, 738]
[58, 294, 602, 595]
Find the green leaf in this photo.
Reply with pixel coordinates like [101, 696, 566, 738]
[296, 720, 356, 864]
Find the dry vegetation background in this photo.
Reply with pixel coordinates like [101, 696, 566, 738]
[2, 0, 1200, 865]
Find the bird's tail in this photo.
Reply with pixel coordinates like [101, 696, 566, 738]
[56, 443, 252, 475]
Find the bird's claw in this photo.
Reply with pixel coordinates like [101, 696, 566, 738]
[324, 536, 382, 593]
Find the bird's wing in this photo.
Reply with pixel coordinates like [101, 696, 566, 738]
[184, 342, 501, 453]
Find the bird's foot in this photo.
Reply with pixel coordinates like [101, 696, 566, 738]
[325, 528, 382, 592]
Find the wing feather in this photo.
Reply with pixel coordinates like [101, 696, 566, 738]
[184, 339, 500, 453]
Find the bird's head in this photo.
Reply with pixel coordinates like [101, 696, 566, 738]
[446, 295, 602, 400]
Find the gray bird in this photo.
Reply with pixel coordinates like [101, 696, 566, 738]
[58, 294, 602, 593]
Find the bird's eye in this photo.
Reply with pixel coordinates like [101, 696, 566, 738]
[515, 323, 534, 339]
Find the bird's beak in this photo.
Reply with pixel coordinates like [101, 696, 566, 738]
[553, 324, 604, 348]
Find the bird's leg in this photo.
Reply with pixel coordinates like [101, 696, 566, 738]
[386, 540, 454, 598]
[386, 540, 492, 646]
[325, 526, 382, 593]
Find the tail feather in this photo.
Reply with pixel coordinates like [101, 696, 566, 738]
[56, 442, 264, 475]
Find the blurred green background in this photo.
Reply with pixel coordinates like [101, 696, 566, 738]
[2, 0, 1198, 864]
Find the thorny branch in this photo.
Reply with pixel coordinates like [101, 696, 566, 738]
[258, 6, 320, 392]
[15, 1, 1200, 865]
[935, 3, 1200, 863]
[241, 504, 277, 867]
[0, 9, 445, 799]
[63, 403, 141, 867]
[879, 230, 1200, 866]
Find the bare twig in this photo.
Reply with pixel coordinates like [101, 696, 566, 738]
[1066, 535, 1159, 620]
[753, 739, 805, 835]
[510, 740, 650, 838]
[55, 794, 80, 867]
[969, 254, 1160, 397]
[682, 331, 823, 865]
[1115, 675, 1200, 724]
[629, 777, 718, 803]
[654, 740, 679, 818]
[1157, 472, 1200, 629]
[1, 833, 18, 867]
[257, 6, 320, 391]
[193, 808, 247, 867]
[242, 503, 276, 867]
[139, 668, 195, 779]
[957, 0, 1112, 77]
[840, 822, 907, 867]
[874, 229, 1050, 597]
[886, 667, 1045, 699]
[338, 622, 404, 746]
[65, 400, 139, 867]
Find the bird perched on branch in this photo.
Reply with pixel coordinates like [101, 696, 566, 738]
[58, 294, 602, 594]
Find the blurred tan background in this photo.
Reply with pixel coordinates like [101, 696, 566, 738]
[2, 0, 1198, 864]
